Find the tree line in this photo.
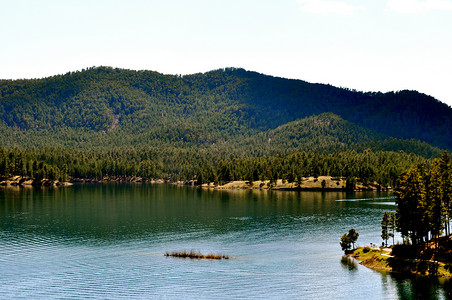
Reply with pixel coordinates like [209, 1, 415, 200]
[0, 146, 433, 186]
[391, 151, 452, 245]
[0, 147, 67, 182]
[197, 149, 432, 187]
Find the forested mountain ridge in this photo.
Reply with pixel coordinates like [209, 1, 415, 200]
[234, 112, 442, 158]
[0, 66, 451, 150]
[0, 66, 449, 183]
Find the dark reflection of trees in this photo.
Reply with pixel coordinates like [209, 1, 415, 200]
[389, 274, 452, 300]
[443, 280, 452, 299]
[0, 185, 353, 241]
[340, 256, 357, 272]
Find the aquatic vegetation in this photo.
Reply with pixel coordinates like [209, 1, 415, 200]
[164, 250, 229, 260]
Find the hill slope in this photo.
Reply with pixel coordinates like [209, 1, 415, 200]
[0, 66, 450, 153]
[236, 113, 442, 158]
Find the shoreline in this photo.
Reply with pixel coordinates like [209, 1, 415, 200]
[197, 176, 391, 192]
[0, 176, 73, 187]
[348, 246, 452, 279]
[1, 175, 391, 192]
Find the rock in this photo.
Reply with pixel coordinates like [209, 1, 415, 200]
[22, 180, 34, 185]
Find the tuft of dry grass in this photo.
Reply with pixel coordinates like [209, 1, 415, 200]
[164, 250, 229, 260]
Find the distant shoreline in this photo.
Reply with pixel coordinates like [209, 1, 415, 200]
[196, 176, 391, 192]
[0, 176, 73, 187]
[1, 175, 392, 192]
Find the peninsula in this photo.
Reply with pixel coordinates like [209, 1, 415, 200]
[349, 235, 452, 278]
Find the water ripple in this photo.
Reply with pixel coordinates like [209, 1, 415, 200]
[1, 186, 448, 299]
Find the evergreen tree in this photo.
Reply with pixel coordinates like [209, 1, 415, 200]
[340, 233, 352, 252]
[389, 212, 396, 246]
[348, 228, 359, 249]
[392, 151, 452, 246]
[394, 164, 429, 245]
[381, 212, 390, 247]
[340, 229, 359, 252]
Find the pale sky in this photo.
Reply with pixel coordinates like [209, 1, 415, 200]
[1, 0, 452, 106]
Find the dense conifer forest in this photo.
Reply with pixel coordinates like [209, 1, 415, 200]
[0, 66, 451, 185]
[394, 152, 452, 245]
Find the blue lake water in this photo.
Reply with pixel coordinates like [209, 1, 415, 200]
[0, 184, 450, 299]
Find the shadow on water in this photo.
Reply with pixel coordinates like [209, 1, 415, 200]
[386, 273, 452, 300]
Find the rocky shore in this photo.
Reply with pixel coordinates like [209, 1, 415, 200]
[0, 176, 73, 187]
[1, 175, 391, 192]
[198, 176, 391, 191]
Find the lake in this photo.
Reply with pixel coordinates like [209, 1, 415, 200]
[0, 184, 451, 299]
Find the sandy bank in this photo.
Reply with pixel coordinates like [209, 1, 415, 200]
[200, 176, 389, 191]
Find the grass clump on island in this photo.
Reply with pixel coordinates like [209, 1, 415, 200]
[164, 250, 229, 260]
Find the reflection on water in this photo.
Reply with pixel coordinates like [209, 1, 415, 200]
[388, 274, 452, 300]
[340, 256, 358, 272]
[0, 184, 450, 299]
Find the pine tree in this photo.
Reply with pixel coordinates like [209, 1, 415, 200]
[348, 228, 359, 249]
[340, 233, 352, 252]
[389, 212, 396, 246]
[381, 212, 390, 247]
[394, 164, 429, 245]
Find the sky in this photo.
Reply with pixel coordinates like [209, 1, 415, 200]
[1, 0, 452, 106]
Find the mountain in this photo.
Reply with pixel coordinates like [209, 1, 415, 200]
[1, 66, 449, 182]
[0, 66, 451, 152]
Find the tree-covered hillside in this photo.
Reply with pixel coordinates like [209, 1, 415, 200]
[235, 112, 442, 158]
[0, 66, 451, 150]
[0, 66, 450, 183]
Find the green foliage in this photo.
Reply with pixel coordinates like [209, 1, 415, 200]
[381, 212, 390, 247]
[203, 149, 432, 187]
[340, 233, 352, 252]
[395, 164, 429, 245]
[0, 67, 449, 183]
[0, 144, 433, 185]
[0, 147, 67, 181]
[348, 228, 359, 249]
[0, 67, 450, 152]
[389, 212, 396, 246]
[340, 228, 359, 252]
[394, 151, 452, 245]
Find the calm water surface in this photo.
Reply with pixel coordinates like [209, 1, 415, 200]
[0, 184, 451, 299]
